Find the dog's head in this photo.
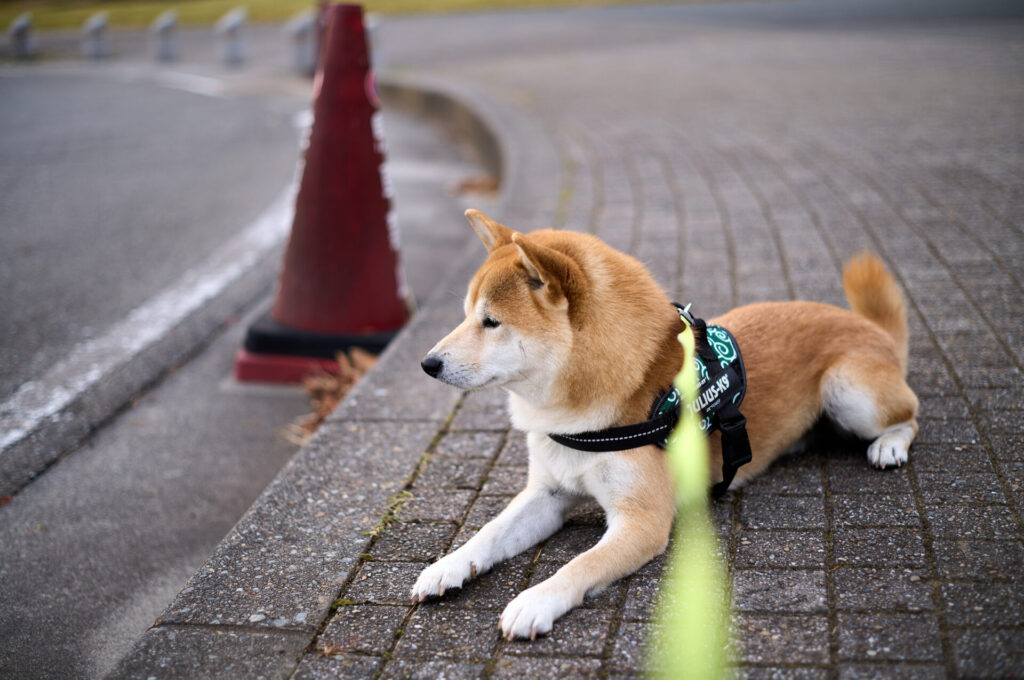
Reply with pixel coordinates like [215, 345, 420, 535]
[421, 210, 584, 399]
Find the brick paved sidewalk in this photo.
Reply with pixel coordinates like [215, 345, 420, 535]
[114, 2, 1023, 678]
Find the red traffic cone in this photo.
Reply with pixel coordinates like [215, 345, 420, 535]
[236, 3, 410, 383]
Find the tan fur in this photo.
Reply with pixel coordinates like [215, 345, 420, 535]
[843, 251, 910, 373]
[413, 211, 917, 639]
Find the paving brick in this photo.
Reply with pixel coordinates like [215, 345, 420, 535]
[413, 457, 490, 491]
[908, 444, 995, 474]
[480, 465, 528, 496]
[740, 495, 826, 530]
[607, 621, 654, 673]
[949, 628, 1024, 679]
[915, 418, 982, 446]
[292, 653, 382, 679]
[965, 388, 1023, 411]
[370, 521, 457, 562]
[832, 528, 927, 567]
[505, 607, 615, 656]
[836, 613, 942, 662]
[345, 561, 423, 604]
[989, 433, 1024, 461]
[826, 460, 912, 495]
[923, 505, 1019, 540]
[496, 431, 529, 466]
[742, 457, 823, 496]
[956, 366, 1024, 390]
[906, 359, 959, 396]
[379, 658, 487, 680]
[493, 655, 602, 679]
[940, 580, 1024, 627]
[449, 388, 509, 430]
[317, 605, 409, 655]
[931, 539, 1024, 579]
[109, 625, 309, 679]
[735, 614, 830, 665]
[393, 605, 501, 660]
[431, 551, 533, 610]
[621, 553, 668, 620]
[836, 663, 946, 680]
[732, 569, 827, 614]
[733, 531, 826, 569]
[978, 408, 1024, 435]
[434, 431, 505, 459]
[402, 489, 476, 523]
[917, 395, 971, 419]
[742, 668, 830, 680]
[832, 567, 933, 613]
[916, 472, 1007, 505]
[830, 494, 920, 529]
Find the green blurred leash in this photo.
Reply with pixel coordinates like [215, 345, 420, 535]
[651, 313, 732, 679]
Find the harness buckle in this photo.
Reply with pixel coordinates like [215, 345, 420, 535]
[675, 301, 697, 327]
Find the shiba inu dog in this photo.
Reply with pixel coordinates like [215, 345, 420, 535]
[412, 209, 918, 640]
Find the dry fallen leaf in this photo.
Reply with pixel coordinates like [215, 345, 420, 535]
[282, 349, 378, 445]
[454, 175, 499, 195]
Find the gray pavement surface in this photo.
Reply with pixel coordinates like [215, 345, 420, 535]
[0, 48, 489, 680]
[9, 0, 1024, 677]
[0, 68, 298, 402]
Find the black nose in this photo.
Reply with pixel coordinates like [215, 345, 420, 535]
[421, 355, 443, 378]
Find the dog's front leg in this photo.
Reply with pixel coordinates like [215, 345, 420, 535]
[411, 485, 575, 602]
[499, 496, 673, 639]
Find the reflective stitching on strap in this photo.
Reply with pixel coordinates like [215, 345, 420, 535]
[553, 422, 673, 445]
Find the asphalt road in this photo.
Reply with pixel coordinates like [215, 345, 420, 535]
[0, 68, 300, 401]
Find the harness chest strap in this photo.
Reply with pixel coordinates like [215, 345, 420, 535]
[548, 303, 753, 498]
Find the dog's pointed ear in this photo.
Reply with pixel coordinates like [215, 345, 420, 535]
[512, 233, 582, 302]
[465, 209, 513, 253]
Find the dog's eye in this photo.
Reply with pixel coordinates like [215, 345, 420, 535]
[482, 316, 501, 329]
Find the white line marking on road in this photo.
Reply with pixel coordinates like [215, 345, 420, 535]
[0, 180, 297, 453]
[155, 71, 228, 98]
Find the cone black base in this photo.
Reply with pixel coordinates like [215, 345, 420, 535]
[243, 311, 398, 359]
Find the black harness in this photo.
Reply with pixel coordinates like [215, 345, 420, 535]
[549, 303, 752, 498]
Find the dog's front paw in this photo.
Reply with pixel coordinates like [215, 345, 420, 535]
[499, 585, 572, 640]
[867, 429, 910, 469]
[410, 552, 481, 603]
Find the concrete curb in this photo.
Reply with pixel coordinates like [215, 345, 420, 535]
[108, 72, 560, 678]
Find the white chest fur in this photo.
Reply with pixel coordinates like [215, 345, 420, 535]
[525, 431, 636, 508]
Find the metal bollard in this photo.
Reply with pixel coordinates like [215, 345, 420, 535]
[150, 9, 178, 62]
[8, 12, 36, 60]
[82, 12, 110, 60]
[215, 7, 247, 67]
[285, 8, 318, 77]
[365, 13, 380, 67]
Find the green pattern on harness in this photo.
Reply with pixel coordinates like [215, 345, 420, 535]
[656, 323, 744, 443]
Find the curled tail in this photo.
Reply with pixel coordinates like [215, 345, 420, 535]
[843, 252, 909, 374]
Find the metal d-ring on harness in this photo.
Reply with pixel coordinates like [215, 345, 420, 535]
[548, 302, 752, 498]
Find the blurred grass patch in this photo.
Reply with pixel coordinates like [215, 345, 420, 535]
[2, 0, 734, 31]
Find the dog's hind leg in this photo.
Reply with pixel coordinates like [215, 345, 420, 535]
[411, 485, 577, 602]
[821, 355, 919, 469]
